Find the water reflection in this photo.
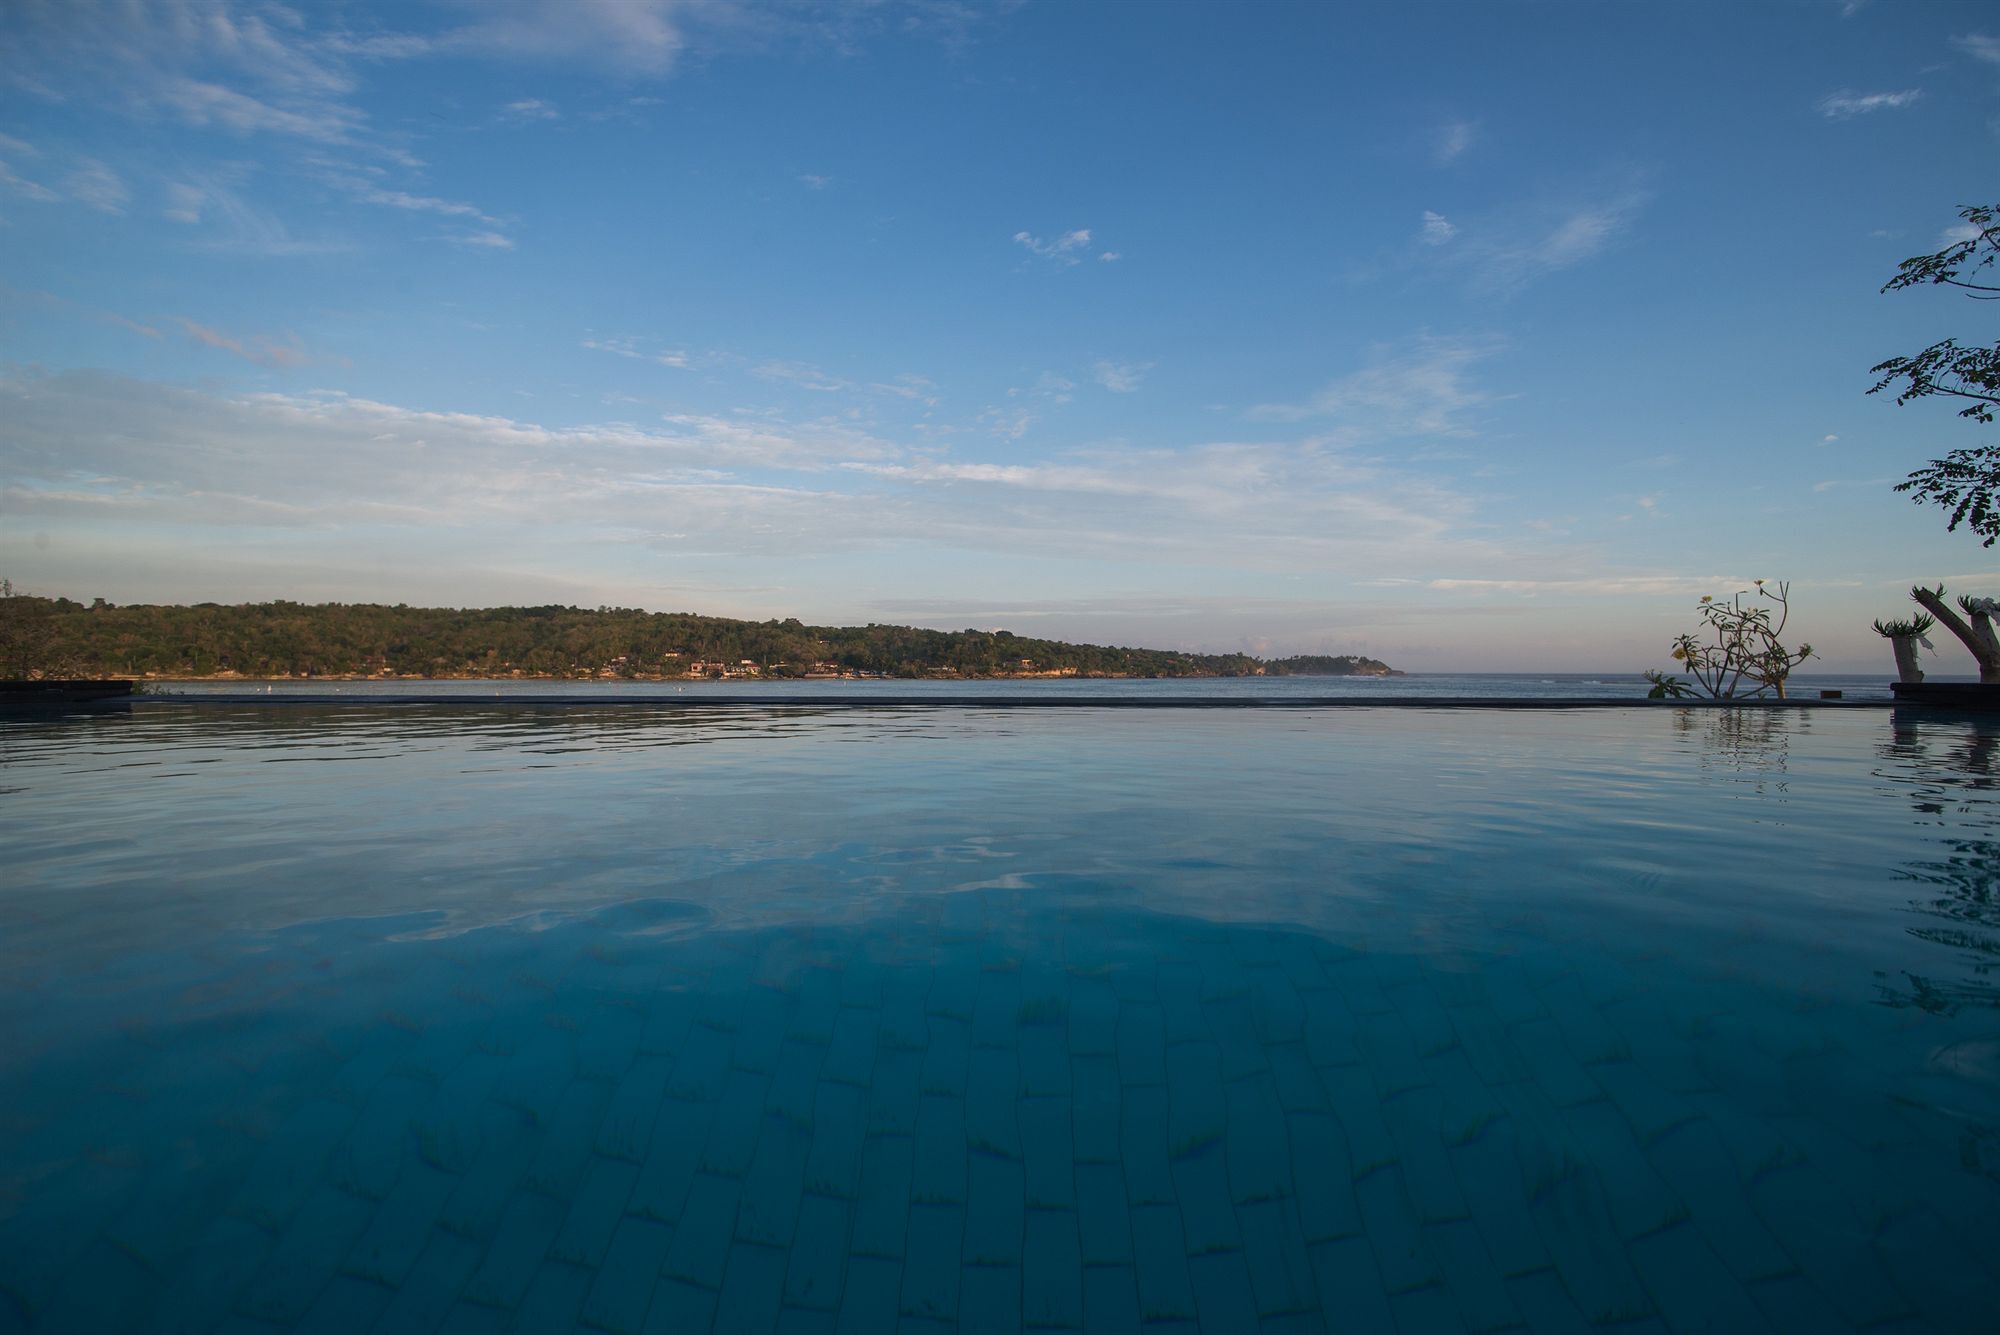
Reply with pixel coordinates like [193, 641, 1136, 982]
[1877, 710, 2000, 1014]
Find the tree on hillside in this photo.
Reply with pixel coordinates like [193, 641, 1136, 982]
[1871, 202, 2000, 544]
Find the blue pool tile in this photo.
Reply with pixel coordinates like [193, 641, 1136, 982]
[738, 1110, 812, 1247]
[584, 1223, 676, 1335]
[552, 1155, 641, 1264]
[911, 1093, 969, 1206]
[714, 1238, 789, 1334]
[523, 1076, 615, 1200]
[233, 1183, 377, 1326]
[866, 1048, 924, 1139]
[834, 1256, 902, 1335]
[626, 1093, 709, 1225]
[644, 1276, 719, 1335]
[1072, 1162, 1134, 1266]
[1237, 1198, 1317, 1319]
[784, 1195, 852, 1310]
[1185, 1250, 1260, 1332]
[848, 1133, 913, 1259]
[1126, 1205, 1195, 1324]
[506, 1259, 594, 1333]
[293, 1274, 391, 1335]
[371, 1228, 487, 1333]
[1305, 1237, 1393, 1332]
[1069, 1055, 1123, 1164]
[463, 1190, 569, 1310]
[1018, 1095, 1075, 1210]
[1419, 1218, 1517, 1333]
[343, 1159, 461, 1287]
[1021, 1208, 1083, 1329]
[662, 1172, 741, 1285]
[1079, 1263, 1141, 1335]
[897, 1202, 964, 1323]
[1113, 1004, 1167, 1089]
[956, 1261, 1022, 1335]
[1285, 1111, 1360, 1244]
[962, 1154, 1026, 1267]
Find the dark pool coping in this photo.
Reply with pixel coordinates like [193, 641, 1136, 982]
[111, 693, 1904, 709]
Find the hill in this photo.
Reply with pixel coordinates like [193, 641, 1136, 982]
[3, 593, 1398, 681]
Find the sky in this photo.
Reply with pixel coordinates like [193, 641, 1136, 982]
[2, 0, 1997, 672]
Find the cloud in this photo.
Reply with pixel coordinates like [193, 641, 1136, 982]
[176, 318, 308, 367]
[503, 98, 561, 121]
[755, 361, 851, 392]
[1419, 210, 1456, 246]
[1013, 227, 1098, 264]
[1954, 33, 2000, 66]
[1248, 335, 1502, 436]
[1817, 89, 1921, 119]
[583, 336, 689, 368]
[0, 160, 61, 204]
[163, 181, 206, 223]
[1093, 361, 1153, 393]
[1434, 118, 1478, 165]
[799, 173, 832, 190]
[0, 132, 38, 158]
[1098, 251, 1121, 263]
[62, 159, 130, 213]
[1437, 185, 1650, 294]
[1426, 575, 1739, 597]
[450, 230, 517, 250]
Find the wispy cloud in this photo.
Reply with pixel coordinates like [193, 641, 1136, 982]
[1419, 210, 1456, 246]
[755, 361, 851, 393]
[1429, 183, 1650, 295]
[0, 160, 60, 204]
[799, 173, 833, 190]
[57, 159, 126, 214]
[176, 318, 308, 367]
[1954, 33, 2000, 66]
[1248, 335, 1502, 436]
[1434, 118, 1478, 165]
[503, 98, 561, 121]
[1093, 361, 1153, 393]
[1013, 227, 1099, 264]
[450, 230, 516, 250]
[1817, 88, 1921, 119]
[583, 336, 689, 368]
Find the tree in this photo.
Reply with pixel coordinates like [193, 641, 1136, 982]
[1661, 581, 1813, 699]
[0, 579, 80, 680]
[1870, 203, 2000, 543]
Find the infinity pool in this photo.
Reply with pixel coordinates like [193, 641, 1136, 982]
[2, 704, 1996, 1332]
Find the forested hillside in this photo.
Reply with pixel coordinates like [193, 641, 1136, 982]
[2, 593, 1397, 680]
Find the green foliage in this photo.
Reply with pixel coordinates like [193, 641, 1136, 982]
[1642, 669, 1694, 699]
[1871, 613, 1935, 639]
[1871, 203, 2000, 540]
[13, 593, 1398, 681]
[1664, 580, 1813, 699]
[1896, 447, 2000, 546]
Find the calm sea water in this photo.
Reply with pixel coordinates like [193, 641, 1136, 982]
[150, 671, 1906, 702]
[2, 703, 1996, 1332]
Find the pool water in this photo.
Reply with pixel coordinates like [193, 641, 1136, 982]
[2, 704, 1996, 1333]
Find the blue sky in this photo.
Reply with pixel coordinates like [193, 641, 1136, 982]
[2, 0, 1996, 671]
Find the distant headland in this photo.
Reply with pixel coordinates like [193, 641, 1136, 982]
[10, 595, 1397, 682]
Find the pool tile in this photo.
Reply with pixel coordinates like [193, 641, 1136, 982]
[898, 1202, 964, 1323]
[784, 1195, 852, 1310]
[1021, 1208, 1083, 1329]
[956, 1261, 1021, 1334]
[714, 1238, 788, 1334]
[963, 1154, 1026, 1267]
[584, 1223, 676, 1335]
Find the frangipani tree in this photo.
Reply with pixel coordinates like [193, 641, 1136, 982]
[1656, 581, 1814, 699]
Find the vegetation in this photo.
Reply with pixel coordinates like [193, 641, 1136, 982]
[0, 589, 1398, 681]
[1870, 202, 2000, 544]
[1661, 581, 1813, 699]
[1872, 612, 1936, 684]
